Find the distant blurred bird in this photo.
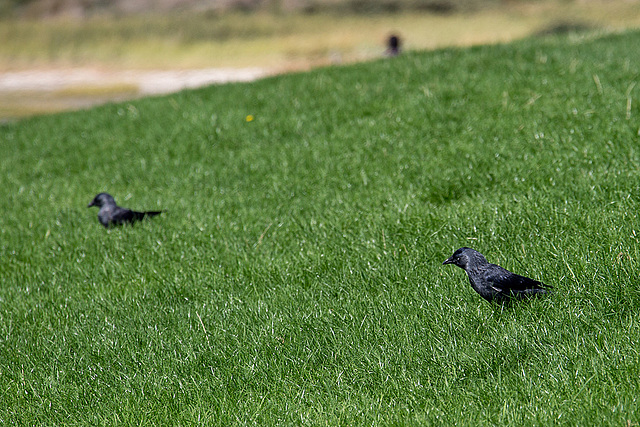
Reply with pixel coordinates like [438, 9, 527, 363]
[386, 34, 401, 56]
[88, 193, 162, 228]
[442, 247, 551, 303]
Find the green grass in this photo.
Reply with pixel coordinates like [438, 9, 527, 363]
[2, 29, 640, 425]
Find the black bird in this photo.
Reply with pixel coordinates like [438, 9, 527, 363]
[442, 247, 551, 303]
[87, 193, 163, 228]
[386, 34, 401, 56]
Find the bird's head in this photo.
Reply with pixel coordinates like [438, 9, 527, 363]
[443, 247, 485, 269]
[88, 193, 115, 208]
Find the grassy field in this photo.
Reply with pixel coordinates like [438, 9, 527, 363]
[2, 27, 640, 424]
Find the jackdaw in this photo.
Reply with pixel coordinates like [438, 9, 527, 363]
[442, 247, 551, 303]
[386, 34, 401, 56]
[88, 193, 163, 228]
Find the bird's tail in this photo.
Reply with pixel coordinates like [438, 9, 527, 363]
[531, 283, 553, 296]
[130, 210, 164, 221]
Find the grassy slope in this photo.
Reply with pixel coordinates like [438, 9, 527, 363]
[1, 30, 640, 424]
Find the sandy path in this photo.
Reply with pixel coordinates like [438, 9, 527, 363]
[0, 67, 270, 119]
[0, 67, 268, 93]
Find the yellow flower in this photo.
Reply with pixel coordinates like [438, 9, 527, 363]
[246, 115, 254, 122]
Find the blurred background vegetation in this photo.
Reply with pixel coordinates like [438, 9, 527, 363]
[1, 0, 639, 119]
[1, 0, 556, 18]
[3, 0, 638, 70]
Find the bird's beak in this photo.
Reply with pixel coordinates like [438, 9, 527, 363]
[442, 257, 454, 265]
[87, 201, 95, 208]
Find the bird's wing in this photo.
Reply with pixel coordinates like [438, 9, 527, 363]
[483, 265, 550, 292]
[111, 207, 146, 224]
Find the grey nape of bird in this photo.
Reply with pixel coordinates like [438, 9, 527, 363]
[87, 192, 163, 228]
[442, 247, 552, 303]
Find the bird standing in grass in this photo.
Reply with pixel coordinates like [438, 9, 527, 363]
[88, 193, 163, 228]
[442, 247, 551, 303]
